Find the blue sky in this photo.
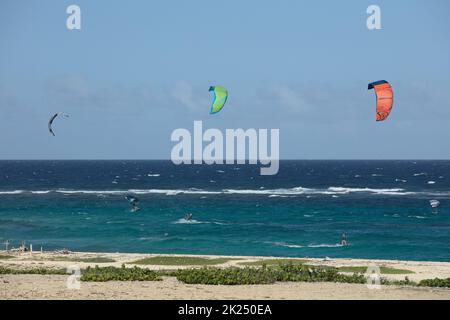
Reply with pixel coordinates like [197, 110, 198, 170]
[1, 0, 449, 159]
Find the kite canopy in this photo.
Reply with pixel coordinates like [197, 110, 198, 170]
[209, 86, 228, 114]
[48, 112, 69, 136]
[368, 80, 393, 121]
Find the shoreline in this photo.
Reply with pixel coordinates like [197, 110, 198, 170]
[2, 250, 450, 281]
[1, 250, 450, 300]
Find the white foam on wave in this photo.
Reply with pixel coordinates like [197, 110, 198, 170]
[147, 174, 160, 177]
[308, 243, 345, 248]
[3, 186, 449, 197]
[268, 194, 295, 198]
[173, 218, 203, 224]
[273, 242, 345, 249]
[0, 190, 24, 195]
[53, 189, 222, 196]
[326, 187, 411, 195]
[282, 244, 305, 248]
[224, 187, 314, 195]
[226, 186, 413, 196]
[56, 189, 125, 195]
[414, 172, 427, 176]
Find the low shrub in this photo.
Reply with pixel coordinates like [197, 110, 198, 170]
[176, 263, 366, 285]
[0, 266, 66, 275]
[418, 277, 450, 288]
[51, 256, 116, 263]
[131, 256, 232, 266]
[80, 265, 161, 282]
[238, 259, 307, 267]
[338, 266, 414, 274]
[176, 266, 278, 285]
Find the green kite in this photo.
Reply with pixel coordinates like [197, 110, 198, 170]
[209, 86, 228, 114]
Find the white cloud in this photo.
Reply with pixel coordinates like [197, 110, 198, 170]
[171, 81, 209, 112]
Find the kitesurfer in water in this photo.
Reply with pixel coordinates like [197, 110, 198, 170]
[125, 195, 140, 213]
[184, 213, 193, 221]
[340, 233, 348, 246]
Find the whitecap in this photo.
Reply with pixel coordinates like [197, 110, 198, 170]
[273, 242, 344, 249]
[0, 190, 23, 195]
[173, 218, 203, 224]
[307, 243, 344, 248]
[414, 172, 427, 176]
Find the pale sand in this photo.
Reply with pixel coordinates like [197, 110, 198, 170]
[1, 251, 450, 300]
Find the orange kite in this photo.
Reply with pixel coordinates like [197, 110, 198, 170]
[368, 80, 394, 121]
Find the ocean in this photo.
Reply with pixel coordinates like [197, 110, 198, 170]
[0, 160, 449, 261]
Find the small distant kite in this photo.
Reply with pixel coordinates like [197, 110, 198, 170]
[209, 86, 228, 114]
[48, 113, 69, 136]
[368, 80, 393, 121]
[125, 195, 140, 213]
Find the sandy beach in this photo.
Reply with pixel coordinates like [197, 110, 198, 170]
[1, 251, 450, 300]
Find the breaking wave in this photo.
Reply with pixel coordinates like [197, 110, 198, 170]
[272, 241, 345, 249]
[0, 190, 24, 195]
[1, 186, 448, 197]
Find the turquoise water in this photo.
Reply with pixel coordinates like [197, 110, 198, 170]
[0, 160, 449, 261]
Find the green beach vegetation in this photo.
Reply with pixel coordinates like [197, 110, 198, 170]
[0, 255, 14, 260]
[176, 264, 366, 285]
[418, 277, 450, 288]
[337, 266, 414, 274]
[237, 260, 414, 275]
[0, 266, 66, 275]
[237, 259, 308, 267]
[50, 256, 116, 263]
[81, 265, 161, 282]
[130, 256, 234, 266]
[1, 263, 449, 288]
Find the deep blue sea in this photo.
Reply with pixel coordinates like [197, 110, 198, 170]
[0, 160, 449, 261]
